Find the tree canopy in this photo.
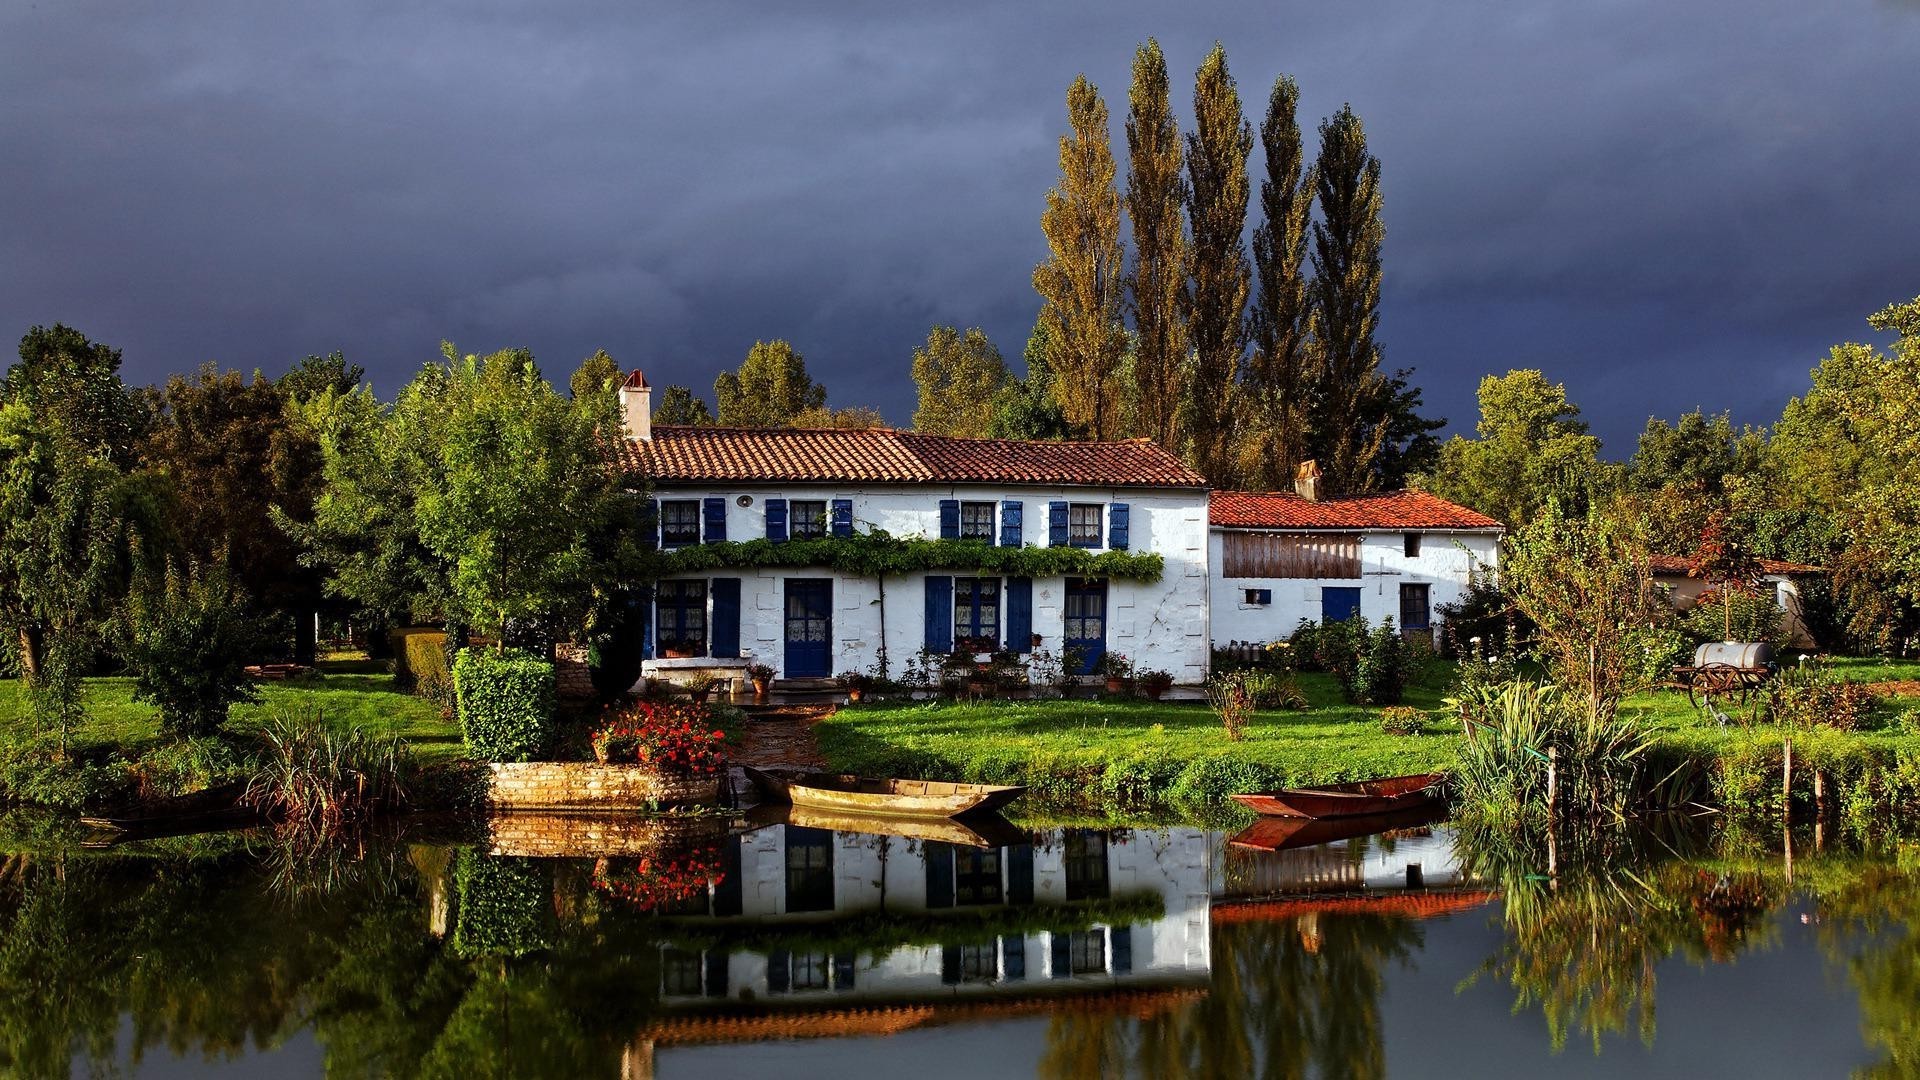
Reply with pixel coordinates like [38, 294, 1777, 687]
[713, 340, 827, 427]
[911, 325, 1011, 438]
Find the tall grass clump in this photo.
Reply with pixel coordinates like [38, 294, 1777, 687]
[1449, 680, 1659, 825]
[244, 709, 408, 833]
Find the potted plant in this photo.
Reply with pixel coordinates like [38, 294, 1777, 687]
[1098, 652, 1133, 694]
[839, 669, 870, 703]
[1138, 669, 1174, 701]
[685, 674, 723, 705]
[746, 662, 775, 699]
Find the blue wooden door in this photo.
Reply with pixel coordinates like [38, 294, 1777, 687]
[1063, 578, 1107, 675]
[783, 579, 833, 677]
[1322, 586, 1362, 623]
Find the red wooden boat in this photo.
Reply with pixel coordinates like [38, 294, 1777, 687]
[1228, 803, 1447, 851]
[1231, 773, 1443, 819]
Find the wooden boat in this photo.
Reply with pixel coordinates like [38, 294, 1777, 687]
[745, 802, 1029, 848]
[1231, 773, 1442, 819]
[78, 781, 257, 834]
[1228, 803, 1446, 852]
[744, 766, 1025, 820]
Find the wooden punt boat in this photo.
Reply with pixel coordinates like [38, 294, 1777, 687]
[1231, 773, 1443, 819]
[1228, 803, 1446, 852]
[745, 802, 1029, 848]
[744, 766, 1025, 820]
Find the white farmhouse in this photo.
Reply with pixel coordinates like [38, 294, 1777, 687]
[1208, 478, 1502, 648]
[616, 372, 1212, 686]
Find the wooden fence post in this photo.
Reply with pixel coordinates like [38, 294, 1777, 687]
[1546, 745, 1559, 822]
[1782, 735, 1793, 824]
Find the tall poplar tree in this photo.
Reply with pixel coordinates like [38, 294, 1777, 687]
[713, 340, 827, 427]
[1034, 75, 1127, 440]
[1308, 105, 1388, 493]
[1183, 44, 1252, 484]
[1243, 74, 1318, 489]
[911, 326, 1011, 438]
[1123, 39, 1188, 451]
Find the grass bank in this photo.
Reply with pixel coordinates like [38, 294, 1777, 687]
[815, 658, 1920, 822]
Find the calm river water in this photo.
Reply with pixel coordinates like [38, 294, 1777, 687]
[8, 809, 1914, 1078]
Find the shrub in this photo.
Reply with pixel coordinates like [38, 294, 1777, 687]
[1762, 660, 1878, 732]
[116, 556, 269, 739]
[1137, 669, 1175, 698]
[1288, 619, 1327, 672]
[244, 709, 409, 832]
[1358, 619, 1417, 705]
[1310, 618, 1369, 694]
[132, 737, 249, 801]
[1205, 671, 1257, 741]
[1380, 706, 1427, 736]
[588, 701, 726, 774]
[452, 851, 552, 958]
[453, 648, 556, 761]
[390, 628, 452, 702]
[1242, 670, 1308, 710]
[1682, 586, 1788, 651]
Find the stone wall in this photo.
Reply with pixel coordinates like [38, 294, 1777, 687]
[485, 762, 720, 811]
[485, 812, 726, 858]
[554, 643, 596, 701]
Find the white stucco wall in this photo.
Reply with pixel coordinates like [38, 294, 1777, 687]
[644, 483, 1211, 682]
[1208, 528, 1500, 646]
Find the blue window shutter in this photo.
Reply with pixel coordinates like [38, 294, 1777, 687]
[1006, 842, 1034, 904]
[1000, 500, 1023, 547]
[831, 498, 853, 538]
[639, 585, 655, 659]
[710, 578, 741, 658]
[765, 498, 788, 542]
[924, 841, 954, 909]
[1006, 577, 1033, 654]
[1109, 503, 1130, 550]
[1049, 934, 1071, 979]
[924, 575, 953, 652]
[832, 954, 855, 991]
[1048, 501, 1069, 547]
[766, 951, 790, 993]
[1002, 934, 1027, 980]
[1109, 927, 1132, 974]
[938, 499, 960, 540]
[642, 499, 659, 549]
[702, 497, 727, 543]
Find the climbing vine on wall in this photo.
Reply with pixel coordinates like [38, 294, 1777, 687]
[645, 531, 1164, 582]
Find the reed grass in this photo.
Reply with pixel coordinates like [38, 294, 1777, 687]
[243, 709, 409, 834]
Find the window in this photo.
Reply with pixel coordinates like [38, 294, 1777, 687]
[1068, 504, 1103, 548]
[1399, 583, 1431, 631]
[656, 580, 707, 656]
[790, 951, 832, 991]
[1063, 830, 1109, 901]
[954, 943, 999, 983]
[960, 501, 996, 541]
[790, 500, 828, 539]
[661, 949, 706, 996]
[784, 826, 835, 913]
[660, 500, 701, 548]
[953, 577, 1000, 652]
[954, 847, 1003, 906]
[1404, 532, 1422, 558]
[1068, 930, 1107, 975]
[1243, 588, 1271, 606]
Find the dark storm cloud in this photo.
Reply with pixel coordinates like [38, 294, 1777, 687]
[3, 1, 1916, 451]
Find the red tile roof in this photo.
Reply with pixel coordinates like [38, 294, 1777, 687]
[619, 426, 1207, 488]
[1209, 490, 1504, 531]
[1649, 554, 1825, 576]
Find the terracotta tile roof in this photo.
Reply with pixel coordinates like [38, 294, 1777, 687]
[1210, 889, 1499, 925]
[1209, 490, 1503, 531]
[1649, 554, 1825, 576]
[619, 426, 1207, 488]
[640, 986, 1207, 1045]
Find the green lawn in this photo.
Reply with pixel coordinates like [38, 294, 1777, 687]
[0, 669, 460, 761]
[817, 658, 1920, 820]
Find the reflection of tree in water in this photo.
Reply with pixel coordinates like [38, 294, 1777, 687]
[1805, 858, 1920, 1079]
[1038, 913, 1421, 1080]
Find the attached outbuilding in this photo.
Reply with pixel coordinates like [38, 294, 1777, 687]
[1208, 478, 1503, 648]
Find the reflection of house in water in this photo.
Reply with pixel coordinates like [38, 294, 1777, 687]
[1217, 822, 1469, 900]
[651, 824, 1214, 1007]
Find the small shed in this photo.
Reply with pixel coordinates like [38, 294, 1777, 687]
[1648, 554, 1825, 648]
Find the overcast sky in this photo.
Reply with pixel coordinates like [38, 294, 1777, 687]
[4, 1, 1917, 452]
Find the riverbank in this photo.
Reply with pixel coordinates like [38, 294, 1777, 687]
[815, 659, 1920, 822]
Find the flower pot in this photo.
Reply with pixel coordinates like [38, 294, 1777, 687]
[1144, 686, 1166, 701]
[688, 688, 712, 705]
[1105, 677, 1126, 694]
[846, 687, 864, 704]
[751, 678, 769, 698]
[662, 647, 693, 659]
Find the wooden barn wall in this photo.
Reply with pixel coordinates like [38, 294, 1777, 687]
[1220, 532, 1362, 579]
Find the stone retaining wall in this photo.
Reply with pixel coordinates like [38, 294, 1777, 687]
[485, 812, 726, 858]
[485, 762, 720, 811]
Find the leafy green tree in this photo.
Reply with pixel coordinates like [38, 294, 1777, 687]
[652, 384, 714, 425]
[1418, 369, 1615, 527]
[1306, 106, 1389, 493]
[988, 318, 1071, 440]
[279, 351, 365, 403]
[911, 325, 1011, 437]
[140, 363, 326, 657]
[567, 349, 621, 401]
[1183, 44, 1252, 484]
[1242, 73, 1317, 489]
[1034, 75, 1128, 440]
[2, 324, 147, 466]
[117, 554, 268, 738]
[1373, 368, 1445, 489]
[1123, 39, 1188, 452]
[409, 345, 647, 645]
[1626, 409, 1769, 554]
[713, 340, 826, 427]
[790, 404, 886, 429]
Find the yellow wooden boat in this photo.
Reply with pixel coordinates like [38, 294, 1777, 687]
[746, 802, 1028, 848]
[745, 766, 1025, 820]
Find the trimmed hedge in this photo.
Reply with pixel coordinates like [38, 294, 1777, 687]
[392, 628, 453, 703]
[452, 851, 553, 958]
[454, 648, 556, 762]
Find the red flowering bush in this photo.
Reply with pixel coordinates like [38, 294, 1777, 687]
[589, 701, 726, 775]
[592, 843, 727, 911]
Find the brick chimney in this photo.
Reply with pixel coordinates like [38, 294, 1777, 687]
[1293, 459, 1323, 501]
[619, 370, 652, 441]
